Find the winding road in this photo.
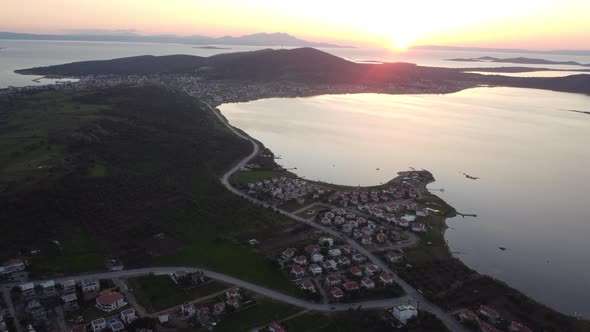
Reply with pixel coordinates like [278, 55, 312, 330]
[206, 102, 467, 332]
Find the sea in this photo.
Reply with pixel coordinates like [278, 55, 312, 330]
[2, 39, 590, 88]
[2, 39, 590, 317]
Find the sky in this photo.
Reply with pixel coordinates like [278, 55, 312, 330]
[2, 0, 589, 50]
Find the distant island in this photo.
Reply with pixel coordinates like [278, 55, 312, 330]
[447, 56, 590, 67]
[14, 47, 590, 96]
[193, 46, 232, 50]
[414, 45, 590, 57]
[0, 31, 351, 48]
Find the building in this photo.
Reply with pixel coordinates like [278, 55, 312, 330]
[325, 274, 342, 286]
[2, 259, 25, 273]
[226, 288, 240, 299]
[25, 300, 46, 321]
[197, 307, 210, 322]
[40, 280, 56, 297]
[364, 264, 379, 276]
[120, 308, 137, 324]
[293, 255, 308, 265]
[361, 277, 375, 289]
[96, 291, 126, 312]
[61, 280, 76, 294]
[290, 265, 305, 278]
[458, 309, 479, 323]
[180, 303, 196, 318]
[386, 252, 403, 264]
[481, 322, 503, 332]
[227, 297, 240, 309]
[342, 281, 360, 292]
[411, 223, 426, 232]
[91, 318, 107, 332]
[20, 282, 36, 298]
[350, 266, 363, 277]
[311, 253, 324, 263]
[330, 287, 344, 299]
[322, 259, 337, 271]
[479, 305, 500, 323]
[392, 304, 417, 324]
[300, 280, 316, 292]
[268, 322, 287, 332]
[281, 248, 297, 260]
[509, 321, 532, 332]
[379, 272, 394, 285]
[213, 302, 226, 316]
[309, 264, 323, 276]
[107, 318, 125, 332]
[328, 248, 342, 257]
[0, 313, 8, 332]
[62, 293, 79, 311]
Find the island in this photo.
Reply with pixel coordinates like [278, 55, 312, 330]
[447, 56, 590, 67]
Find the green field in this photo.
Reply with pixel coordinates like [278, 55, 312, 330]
[214, 299, 301, 332]
[127, 274, 228, 313]
[231, 169, 296, 186]
[0, 87, 299, 294]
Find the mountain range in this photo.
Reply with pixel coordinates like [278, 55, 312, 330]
[0, 31, 350, 48]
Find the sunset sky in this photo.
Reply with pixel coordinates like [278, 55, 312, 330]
[2, 0, 589, 50]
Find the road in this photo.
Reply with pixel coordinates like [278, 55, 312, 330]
[2, 267, 411, 312]
[206, 102, 467, 332]
[2, 286, 22, 332]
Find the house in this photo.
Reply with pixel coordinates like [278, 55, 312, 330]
[62, 293, 79, 311]
[120, 308, 137, 324]
[311, 253, 325, 263]
[227, 297, 240, 309]
[40, 280, 56, 297]
[509, 321, 532, 332]
[459, 308, 479, 323]
[107, 318, 125, 332]
[337, 256, 351, 267]
[376, 233, 387, 243]
[352, 253, 366, 263]
[157, 313, 171, 324]
[300, 280, 316, 292]
[2, 259, 25, 273]
[293, 255, 308, 265]
[411, 223, 426, 232]
[20, 282, 36, 298]
[341, 245, 356, 255]
[481, 322, 503, 332]
[328, 248, 342, 257]
[91, 318, 107, 332]
[309, 264, 323, 276]
[319, 237, 334, 247]
[349, 266, 363, 277]
[361, 235, 372, 245]
[213, 302, 226, 316]
[342, 281, 359, 292]
[479, 305, 500, 323]
[325, 274, 342, 286]
[82, 279, 100, 300]
[361, 277, 375, 289]
[416, 208, 429, 217]
[269, 322, 287, 332]
[304, 244, 321, 255]
[391, 304, 417, 324]
[281, 248, 297, 260]
[96, 291, 126, 312]
[379, 272, 394, 285]
[61, 280, 76, 294]
[386, 252, 403, 264]
[364, 264, 379, 276]
[330, 287, 344, 299]
[196, 307, 210, 322]
[290, 265, 305, 278]
[180, 303, 196, 318]
[226, 288, 240, 299]
[25, 300, 46, 321]
[322, 260, 338, 271]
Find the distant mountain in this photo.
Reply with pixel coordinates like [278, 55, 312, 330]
[447, 56, 590, 67]
[0, 31, 350, 48]
[414, 45, 590, 57]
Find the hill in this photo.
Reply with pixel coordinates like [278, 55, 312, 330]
[0, 31, 348, 48]
[0, 86, 297, 293]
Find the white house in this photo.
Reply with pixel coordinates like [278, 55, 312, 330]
[311, 253, 324, 263]
[392, 304, 417, 324]
[328, 249, 342, 257]
[120, 308, 137, 324]
[91, 318, 107, 332]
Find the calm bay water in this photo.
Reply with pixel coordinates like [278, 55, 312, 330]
[2, 40, 590, 88]
[220, 87, 590, 317]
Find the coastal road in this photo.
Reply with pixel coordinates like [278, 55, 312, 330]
[206, 101, 468, 332]
[2, 267, 411, 312]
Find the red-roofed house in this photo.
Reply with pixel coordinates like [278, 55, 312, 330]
[269, 321, 287, 332]
[227, 297, 240, 309]
[96, 291, 126, 312]
[479, 305, 500, 323]
[330, 287, 344, 299]
[364, 264, 379, 276]
[300, 280, 316, 292]
[291, 265, 305, 278]
[361, 277, 375, 289]
[197, 307, 210, 322]
[181, 303, 196, 318]
[213, 302, 225, 316]
[379, 272, 394, 285]
[281, 248, 297, 260]
[326, 274, 342, 286]
[293, 255, 308, 265]
[305, 244, 321, 255]
[350, 266, 363, 277]
[342, 281, 359, 292]
[458, 308, 479, 323]
[226, 288, 240, 299]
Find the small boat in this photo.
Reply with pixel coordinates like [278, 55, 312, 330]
[498, 246, 507, 251]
